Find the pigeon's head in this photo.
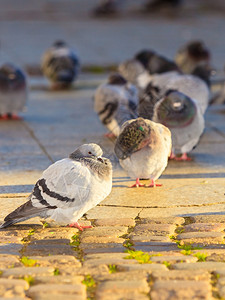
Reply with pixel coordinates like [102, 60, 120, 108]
[155, 90, 197, 128]
[53, 40, 67, 48]
[135, 49, 155, 69]
[192, 63, 212, 86]
[108, 73, 127, 85]
[187, 40, 210, 61]
[114, 118, 151, 160]
[147, 54, 179, 74]
[70, 143, 103, 160]
[0, 63, 26, 91]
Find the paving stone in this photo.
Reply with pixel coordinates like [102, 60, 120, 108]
[77, 265, 109, 276]
[35, 275, 84, 284]
[206, 253, 225, 262]
[151, 270, 211, 281]
[80, 243, 125, 254]
[0, 255, 22, 268]
[80, 236, 125, 244]
[130, 235, 171, 243]
[28, 295, 84, 300]
[27, 284, 86, 299]
[183, 223, 225, 232]
[133, 224, 176, 236]
[29, 238, 70, 245]
[0, 243, 23, 256]
[95, 270, 149, 282]
[117, 264, 168, 272]
[96, 280, 150, 299]
[135, 242, 178, 252]
[80, 226, 128, 238]
[140, 217, 185, 225]
[190, 215, 225, 223]
[24, 243, 75, 256]
[213, 270, 225, 277]
[84, 253, 128, 260]
[173, 262, 225, 271]
[29, 255, 81, 268]
[150, 280, 211, 300]
[95, 218, 135, 227]
[30, 228, 79, 241]
[150, 255, 197, 263]
[2, 266, 55, 278]
[176, 232, 225, 244]
[0, 278, 29, 298]
[83, 257, 138, 267]
[86, 206, 141, 220]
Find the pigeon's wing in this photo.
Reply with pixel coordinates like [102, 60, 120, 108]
[31, 158, 92, 210]
[94, 84, 119, 125]
[118, 59, 145, 84]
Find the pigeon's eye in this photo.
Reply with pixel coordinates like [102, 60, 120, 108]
[88, 151, 92, 155]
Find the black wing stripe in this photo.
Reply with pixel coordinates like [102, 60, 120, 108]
[33, 182, 57, 208]
[38, 178, 75, 203]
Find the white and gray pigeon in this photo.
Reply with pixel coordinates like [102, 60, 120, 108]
[94, 73, 138, 138]
[175, 40, 211, 74]
[114, 117, 171, 187]
[139, 88, 205, 160]
[41, 40, 80, 89]
[138, 64, 210, 115]
[0, 144, 112, 230]
[0, 63, 27, 120]
[119, 49, 179, 85]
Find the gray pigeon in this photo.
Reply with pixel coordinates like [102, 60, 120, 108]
[94, 73, 138, 137]
[175, 40, 211, 74]
[0, 144, 112, 230]
[119, 49, 179, 85]
[114, 117, 171, 187]
[138, 64, 210, 115]
[0, 63, 27, 120]
[41, 40, 80, 89]
[149, 90, 205, 160]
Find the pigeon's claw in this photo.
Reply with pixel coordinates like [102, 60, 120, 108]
[68, 222, 92, 231]
[129, 178, 145, 188]
[174, 153, 192, 161]
[146, 179, 162, 188]
[104, 132, 116, 139]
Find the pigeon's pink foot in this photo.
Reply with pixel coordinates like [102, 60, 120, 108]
[104, 132, 116, 139]
[174, 153, 192, 161]
[169, 152, 176, 160]
[0, 114, 10, 120]
[146, 179, 162, 188]
[68, 222, 92, 231]
[129, 178, 145, 188]
[11, 114, 22, 120]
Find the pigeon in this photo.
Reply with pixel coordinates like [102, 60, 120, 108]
[114, 117, 171, 187]
[0, 63, 27, 120]
[0, 144, 112, 230]
[175, 40, 211, 74]
[94, 73, 138, 138]
[140, 89, 205, 160]
[119, 49, 179, 85]
[138, 64, 210, 115]
[41, 40, 80, 89]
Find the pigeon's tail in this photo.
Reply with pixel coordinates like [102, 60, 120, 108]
[0, 200, 50, 229]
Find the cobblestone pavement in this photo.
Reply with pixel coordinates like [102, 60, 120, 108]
[0, 74, 224, 299]
[1, 1, 225, 299]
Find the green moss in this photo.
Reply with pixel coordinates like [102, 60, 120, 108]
[193, 252, 208, 262]
[53, 268, 60, 275]
[70, 234, 80, 248]
[42, 222, 49, 228]
[162, 261, 171, 268]
[22, 275, 35, 285]
[20, 256, 38, 267]
[123, 240, 133, 250]
[177, 242, 203, 251]
[124, 250, 152, 264]
[108, 264, 118, 274]
[28, 229, 35, 236]
[82, 275, 96, 299]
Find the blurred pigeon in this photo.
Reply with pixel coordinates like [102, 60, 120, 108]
[114, 117, 171, 187]
[0, 63, 27, 120]
[94, 73, 138, 137]
[175, 40, 211, 74]
[138, 64, 210, 115]
[147, 89, 205, 160]
[0, 144, 112, 230]
[41, 40, 80, 89]
[119, 49, 179, 85]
